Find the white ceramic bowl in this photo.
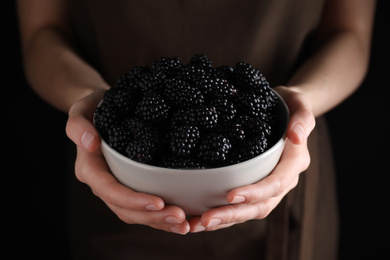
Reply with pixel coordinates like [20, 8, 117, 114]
[99, 91, 289, 216]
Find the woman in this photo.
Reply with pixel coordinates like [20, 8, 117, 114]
[17, 0, 376, 259]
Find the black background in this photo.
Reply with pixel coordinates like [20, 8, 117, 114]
[3, 0, 389, 259]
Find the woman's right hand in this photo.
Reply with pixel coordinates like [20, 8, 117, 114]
[65, 90, 190, 235]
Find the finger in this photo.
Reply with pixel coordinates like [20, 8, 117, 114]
[189, 215, 236, 233]
[188, 216, 206, 233]
[201, 184, 295, 229]
[200, 204, 257, 229]
[107, 204, 190, 234]
[75, 147, 165, 211]
[149, 221, 190, 235]
[66, 90, 106, 152]
[227, 139, 307, 204]
[274, 86, 315, 145]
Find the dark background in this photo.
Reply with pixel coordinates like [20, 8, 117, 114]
[3, 0, 389, 259]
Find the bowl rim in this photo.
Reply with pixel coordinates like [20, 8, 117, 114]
[97, 89, 290, 173]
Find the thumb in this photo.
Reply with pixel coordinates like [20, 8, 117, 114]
[274, 86, 315, 145]
[66, 90, 106, 152]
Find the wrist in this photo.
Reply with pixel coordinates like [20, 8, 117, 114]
[278, 85, 325, 117]
[72, 84, 109, 104]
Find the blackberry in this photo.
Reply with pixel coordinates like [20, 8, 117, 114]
[197, 134, 232, 165]
[151, 57, 183, 77]
[107, 122, 133, 155]
[234, 91, 263, 117]
[126, 117, 159, 141]
[119, 68, 165, 94]
[115, 72, 132, 89]
[139, 72, 167, 93]
[117, 66, 150, 90]
[208, 77, 237, 98]
[217, 123, 245, 144]
[103, 87, 138, 114]
[235, 114, 271, 137]
[250, 118, 272, 137]
[185, 105, 219, 129]
[94, 102, 122, 138]
[214, 65, 235, 82]
[135, 92, 170, 122]
[126, 138, 158, 163]
[255, 84, 279, 110]
[233, 62, 263, 90]
[231, 135, 268, 163]
[178, 65, 206, 83]
[169, 125, 200, 157]
[164, 78, 204, 108]
[194, 75, 237, 98]
[211, 98, 236, 124]
[123, 118, 160, 163]
[188, 54, 213, 69]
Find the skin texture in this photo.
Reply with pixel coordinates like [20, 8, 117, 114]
[17, 0, 376, 234]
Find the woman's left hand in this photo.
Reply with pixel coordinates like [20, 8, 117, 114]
[188, 86, 316, 232]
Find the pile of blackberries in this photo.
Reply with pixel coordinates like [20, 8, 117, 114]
[94, 54, 280, 169]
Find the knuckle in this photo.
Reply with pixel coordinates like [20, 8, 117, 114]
[217, 206, 242, 224]
[273, 179, 287, 197]
[303, 111, 316, 131]
[291, 177, 299, 189]
[300, 149, 311, 171]
[74, 160, 86, 184]
[101, 180, 119, 206]
[65, 114, 81, 140]
[116, 211, 135, 224]
[223, 208, 238, 224]
[255, 203, 272, 219]
[290, 92, 316, 133]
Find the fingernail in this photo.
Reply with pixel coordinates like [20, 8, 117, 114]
[165, 216, 182, 224]
[207, 218, 222, 228]
[81, 131, 96, 150]
[231, 195, 246, 204]
[145, 204, 160, 211]
[192, 224, 206, 233]
[292, 124, 305, 142]
[170, 226, 183, 234]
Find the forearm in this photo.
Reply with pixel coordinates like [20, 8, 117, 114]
[288, 30, 370, 117]
[21, 27, 109, 113]
[287, 0, 375, 118]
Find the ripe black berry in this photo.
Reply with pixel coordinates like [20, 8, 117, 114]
[211, 98, 236, 124]
[94, 102, 122, 138]
[187, 106, 219, 129]
[234, 91, 263, 117]
[197, 134, 232, 165]
[107, 122, 133, 155]
[229, 135, 268, 164]
[188, 54, 213, 69]
[103, 87, 138, 114]
[217, 123, 245, 144]
[194, 75, 237, 98]
[151, 57, 183, 77]
[126, 138, 157, 163]
[164, 78, 204, 108]
[169, 125, 200, 157]
[233, 62, 263, 90]
[135, 92, 170, 122]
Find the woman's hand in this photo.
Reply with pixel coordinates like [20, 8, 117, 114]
[188, 86, 316, 232]
[65, 90, 190, 234]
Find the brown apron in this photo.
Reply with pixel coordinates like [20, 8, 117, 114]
[67, 1, 339, 259]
